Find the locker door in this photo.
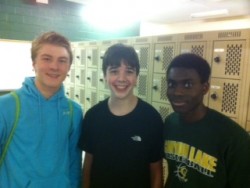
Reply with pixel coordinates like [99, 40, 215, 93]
[98, 71, 109, 92]
[211, 40, 246, 79]
[86, 68, 98, 90]
[134, 44, 150, 72]
[208, 78, 241, 123]
[74, 87, 85, 108]
[65, 85, 75, 100]
[153, 43, 176, 74]
[75, 68, 85, 86]
[152, 73, 168, 104]
[134, 72, 148, 100]
[86, 47, 99, 68]
[180, 41, 207, 58]
[85, 90, 98, 112]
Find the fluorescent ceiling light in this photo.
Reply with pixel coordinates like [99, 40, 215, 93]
[190, 9, 229, 18]
[66, 0, 91, 4]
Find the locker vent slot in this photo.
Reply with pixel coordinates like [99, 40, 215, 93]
[159, 106, 172, 120]
[92, 71, 98, 88]
[72, 51, 76, 61]
[162, 46, 174, 71]
[81, 49, 86, 66]
[221, 83, 239, 115]
[91, 92, 97, 106]
[184, 33, 203, 40]
[191, 45, 205, 58]
[117, 39, 129, 43]
[80, 70, 85, 85]
[89, 42, 97, 45]
[218, 31, 241, 38]
[70, 87, 75, 99]
[160, 76, 168, 101]
[135, 38, 149, 43]
[138, 74, 147, 96]
[157, 36, 173, 42]
[225, 44, 242, 76]
[80, 89, 85, 104]
[102, 41, 112, 45]
[70, 69, 75, 83]
[139, 47, 149, 69]
[92, 49, 99, 67]
[78, 42, 85, 47]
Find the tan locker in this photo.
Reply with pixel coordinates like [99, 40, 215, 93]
[134, 43, 151, 72]
[99, 41, 113, 64]
[74, 86, 85, 108]
[208, 78, 241, 124]
[131, 37, 153, 102]
[85, 68, 98, 90]
[98, 71, 109, 92]
[179, 41, 208, 59]
[67, 68, 75, 85]
[153, 43, 176, 74]
[152, 73, 168, 104]
[86, 42, 99, 69]
[152, 101, 173, 121]
[79, 47, 87, 67]
[65, 84, 75, 100]
[85, 89, 98, 112]
[73, 47, 86, 67]
[134, 72, 148, 101]
[74, 68, 85, 86]
[211, 40, 246, 79]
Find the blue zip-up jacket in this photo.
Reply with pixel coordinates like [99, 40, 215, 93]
[0, 77, 83, 188]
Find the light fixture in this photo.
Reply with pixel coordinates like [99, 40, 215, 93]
[36, 0, 48, 4]
[190, 9, 229, 18]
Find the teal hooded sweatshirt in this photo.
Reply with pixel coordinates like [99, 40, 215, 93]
[0, 77, 83, 188]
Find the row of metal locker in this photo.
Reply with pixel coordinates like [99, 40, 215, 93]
[64, 29, 250, 132]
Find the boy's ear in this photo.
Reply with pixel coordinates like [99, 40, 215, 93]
[202, 82, 210, 95]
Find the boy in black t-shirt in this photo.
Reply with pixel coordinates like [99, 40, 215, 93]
[79, 44, 164, 188]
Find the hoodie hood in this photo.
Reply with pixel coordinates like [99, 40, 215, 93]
[20, 77, 65, 101]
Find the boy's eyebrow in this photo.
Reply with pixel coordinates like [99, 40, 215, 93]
[167, 78, 193, 82]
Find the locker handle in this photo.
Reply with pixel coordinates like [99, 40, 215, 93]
[76, 56, 80, 59]
[214, 56, 220, 63]
[87, 77, 91, 80]
[75, 94, 79, 98]
[76, 75, 80, 78]
[152, 85, 158, 90]
[86, 97, 90, 101]
[100, 56, 104, 59]
[210, 93, 218, 100]
[87, 56, 91, 59]
[99, 78, 103, 82]
[154, 56, 160, 61]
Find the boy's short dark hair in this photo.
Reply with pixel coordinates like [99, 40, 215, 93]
[102, 43, 140, 76]
[167, 53, 211, 83]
